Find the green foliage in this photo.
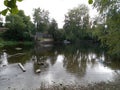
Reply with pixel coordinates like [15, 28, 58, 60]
[93, 0, 120, 58]
[0, 22, 3, 27]
[1, 9, 8, 16]
[88, 0, 93, 4]
[3, 29, 20, 40]
[33, 8, 49, 32]
[0, 38, 4, 47]
[0, 0, 23, 15]
[93, 0, 119, 14]
[53, 29, 65, 41]
[63, 4, 91, 41]
[5, 14, 26, 30]
[48, 19, 58, 40]
[0, 40, 33, 47]
[2, 10, 34, 41]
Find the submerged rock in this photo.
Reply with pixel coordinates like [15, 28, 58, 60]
[15, 47, 22, 50]
[38, 62, 44, 65]
[36, 69, 41, 73]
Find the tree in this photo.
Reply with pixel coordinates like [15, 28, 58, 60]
[17, 10, 35, 35]
[48, 19, 65, 41]
[5, 14, 25, 30]
[63, 4, 90, 41]
[48, 19, 58, 37]
[33, 8, 50, 32]
[93, 0, 120, 58]
[3, 10, 34, 41]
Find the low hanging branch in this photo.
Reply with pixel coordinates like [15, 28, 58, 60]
[0, 0, 23, 15]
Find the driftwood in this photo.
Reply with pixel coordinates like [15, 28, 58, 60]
[18, 63, 26, 72]
[36, 69, 41, 73]
[8, 53, 25, 58]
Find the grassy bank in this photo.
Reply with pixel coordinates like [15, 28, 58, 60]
[0, 40, 34, 47]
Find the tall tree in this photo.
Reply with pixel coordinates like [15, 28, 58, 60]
[48, 19, 64, 41]
[48, 19, 58, 37]
[17, 10, 35, 35]
[33, 8, 50, 32]
[93, 0, 120, 58]
[3, 10, 34, 41]
[63, 4, 90, 41]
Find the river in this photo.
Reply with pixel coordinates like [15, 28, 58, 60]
[0, 41, 120, 90]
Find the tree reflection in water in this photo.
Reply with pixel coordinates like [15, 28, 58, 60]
[0, 52, 8, 67]
[0, 41, 120, 90]
[33, 41, 109, 82]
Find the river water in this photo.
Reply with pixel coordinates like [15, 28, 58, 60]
[0, 41, 120, 90]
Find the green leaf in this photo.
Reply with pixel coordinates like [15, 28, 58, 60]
[9, 7, 19, 14]
[88, 0, 93, 4]
[0, 9, 8, 16]
[17, 0, 23, 2]
[7, 0, 17, 8]
[4, 0, 8, 6]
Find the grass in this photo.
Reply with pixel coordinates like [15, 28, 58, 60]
[0, 39, 34, 47]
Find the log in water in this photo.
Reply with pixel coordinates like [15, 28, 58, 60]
[18, 63, 26, 72]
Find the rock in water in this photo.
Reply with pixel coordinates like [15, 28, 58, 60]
[38, 62, 44, 65]
[15, 47, 22, 50]
[36, 69, 41, 73]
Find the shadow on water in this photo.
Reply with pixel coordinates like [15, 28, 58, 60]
[0, 41, 120, 89]
[0, 45, 33, 65]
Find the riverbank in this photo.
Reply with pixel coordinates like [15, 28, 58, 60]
[37, 81, 120, 90]
[0, 40, 34, 47]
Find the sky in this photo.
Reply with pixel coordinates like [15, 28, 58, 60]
[0, 0, 97, 28]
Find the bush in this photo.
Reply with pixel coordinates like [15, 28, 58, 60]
[2, 29, 32, 41]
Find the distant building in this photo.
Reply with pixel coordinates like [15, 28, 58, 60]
[35, 32, 54, 44]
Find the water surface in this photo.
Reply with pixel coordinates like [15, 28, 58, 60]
[0, 42, 120, 89]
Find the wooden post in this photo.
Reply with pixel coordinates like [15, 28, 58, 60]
[18, 63, 26, 72]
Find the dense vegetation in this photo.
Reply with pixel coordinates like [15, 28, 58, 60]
[2, 10, 34, 41]
[63, 4, 91, 41]
[0, 0, 120, 59]
[92, 0, 120, 58]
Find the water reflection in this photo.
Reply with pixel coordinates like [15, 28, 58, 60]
[0, 42, 120, 89]
[0, 52, 8, 67]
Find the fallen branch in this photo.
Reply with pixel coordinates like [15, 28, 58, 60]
[8, 53, 25, 58]
[18, 63, 26, 72]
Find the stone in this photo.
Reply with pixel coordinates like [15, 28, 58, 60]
[36, 69, 41, 73]
[15, 47, 22, 50]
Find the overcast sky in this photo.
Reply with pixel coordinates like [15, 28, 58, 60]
[0, 0, 97, 28]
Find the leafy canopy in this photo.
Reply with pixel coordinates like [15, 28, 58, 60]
[3, 10, 34, 41]
[63, 4, 90, 41]
[0, 0, 23, 15]
[93, 0, 120, 58]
